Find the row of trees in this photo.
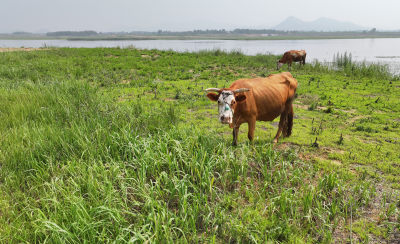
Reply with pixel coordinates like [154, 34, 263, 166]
[46, 31, 98, 36]
[156, 29, 228, 35]
[43, 28, 397, 37]
[153, 28, 386, 36]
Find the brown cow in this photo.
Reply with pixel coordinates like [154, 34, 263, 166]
[277, 50, 306, 70]
[206, 72, 298, 145]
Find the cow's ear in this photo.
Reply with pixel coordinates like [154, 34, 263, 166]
[206, 92, 219, 101]
[235, 94, 246, 102]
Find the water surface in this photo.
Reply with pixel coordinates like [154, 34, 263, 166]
[1, 38, 400, 73]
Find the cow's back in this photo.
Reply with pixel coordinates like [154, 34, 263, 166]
[281, 50, 306, 63]
[230, 72, 297, 121]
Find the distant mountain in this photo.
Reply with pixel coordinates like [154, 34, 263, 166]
[274, 17, 366, 31]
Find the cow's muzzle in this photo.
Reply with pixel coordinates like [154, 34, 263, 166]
[220, 115, 232, 124]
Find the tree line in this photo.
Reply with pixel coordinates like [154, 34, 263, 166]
[46, 31, 98, 36]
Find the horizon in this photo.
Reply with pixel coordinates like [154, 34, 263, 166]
[4, 16, 400, 34]
[1, 0, 400, 33]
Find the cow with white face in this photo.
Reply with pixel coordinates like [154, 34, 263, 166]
[206, 72, 298, 146]
[206, 88, 249, 124]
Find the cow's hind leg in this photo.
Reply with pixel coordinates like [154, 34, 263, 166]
[273, 102, 293, 143]
[282, 103, 294, 137]
[273, 112, 286, 143]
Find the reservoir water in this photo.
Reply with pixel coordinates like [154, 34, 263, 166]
[1, 38, 400, 73]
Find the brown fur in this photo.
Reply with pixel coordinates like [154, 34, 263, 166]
[278, 50, 306, 70]
[207, 72, 298, 145]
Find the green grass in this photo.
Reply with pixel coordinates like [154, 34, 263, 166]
[0, 48, 399, 243]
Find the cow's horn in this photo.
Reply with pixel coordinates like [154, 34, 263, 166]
[205, 88, 221, 92]
[233, 88, 250, 94]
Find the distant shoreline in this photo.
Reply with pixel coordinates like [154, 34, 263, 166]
[2, 33, 400, 41]
[67, 35, 400, 41]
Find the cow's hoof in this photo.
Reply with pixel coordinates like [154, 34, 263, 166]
[273, 139, 278, 144]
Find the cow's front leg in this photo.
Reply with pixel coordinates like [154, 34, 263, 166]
[273, 111, 287, 143]
[247, 119, 256, 142]
[232, 126, 240, 146]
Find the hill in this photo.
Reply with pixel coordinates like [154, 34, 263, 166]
[274, 16, 366, 31]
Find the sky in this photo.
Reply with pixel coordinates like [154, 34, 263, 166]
[1, 0, 400, 33]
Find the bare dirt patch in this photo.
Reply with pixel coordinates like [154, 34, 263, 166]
[348, 115, 369, 124]
[293, 103, 308, 110]
[340, 108, 357, 114]
[120, 79, 131, 84]
[293, 102, 329, 112]
[358, 137, 379, 145]
[274, 142, 302, 152]
[141, 54, 151, 58]
[0, 48, 46, 52]
[106, 54, 119, 58]
[293, 145, 347, 169]
[321, 146, 346, 155]
[314, 156, 342, 166]
[117, 94, 133, 102]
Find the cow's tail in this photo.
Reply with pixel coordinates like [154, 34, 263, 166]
[283, 76, 297, 137]
[283, 103, 293, 137]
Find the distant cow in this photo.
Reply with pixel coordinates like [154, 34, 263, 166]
[277, 50, 306, 70]
[206, 72, 298, 145]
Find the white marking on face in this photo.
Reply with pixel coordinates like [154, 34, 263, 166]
[277, 62, 283, 69]
[217, 90, 235, 124]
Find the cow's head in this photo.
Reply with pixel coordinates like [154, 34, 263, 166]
[277, 61, 283, 70]
[206, 88, 250, 124]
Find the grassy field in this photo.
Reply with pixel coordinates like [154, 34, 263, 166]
[0, 48, 399, 243]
